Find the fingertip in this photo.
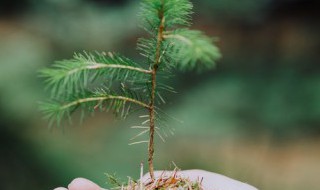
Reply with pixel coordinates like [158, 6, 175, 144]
[53, 187, 68, 190]
[68, 178, 101, 190]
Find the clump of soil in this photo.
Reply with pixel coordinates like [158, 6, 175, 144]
[107, 169, 203, 190]
[143, 170, 203, 190]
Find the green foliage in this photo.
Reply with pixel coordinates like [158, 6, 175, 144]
[39, 0, 221, 178]
[40, 0, 220, 127]
[39, 85, 150, 127]
[138, 0, 220, 72]
[164, 29, 221, 70]
[140, 0, 193, 31]
[105, 173, 123, 187]
[40, 51, 149, 97]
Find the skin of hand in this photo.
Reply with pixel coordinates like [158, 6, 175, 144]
[142, 170, 258, 190]
[54, 178, 101, 190]
[54, 170, 258, 190]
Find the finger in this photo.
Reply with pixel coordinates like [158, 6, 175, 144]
[68, 178, 101, 190]
[54, 188, 68, 190]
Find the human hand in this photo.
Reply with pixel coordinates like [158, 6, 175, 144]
[54, 170, 257, 190]
[142, 170, 258, 190]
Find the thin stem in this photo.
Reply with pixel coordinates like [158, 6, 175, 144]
[148, 70, 156, 180]
[148, 0, 165, 181]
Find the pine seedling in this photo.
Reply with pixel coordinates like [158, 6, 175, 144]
[39, 0, 221, 181]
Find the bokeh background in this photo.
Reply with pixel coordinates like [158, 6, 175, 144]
[0, 0, 319, 189]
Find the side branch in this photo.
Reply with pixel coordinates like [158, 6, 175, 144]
[68, 63, 152, 75]
[61, 95, 151, 110]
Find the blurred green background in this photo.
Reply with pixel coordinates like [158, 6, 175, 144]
[0, 0, 319, 189]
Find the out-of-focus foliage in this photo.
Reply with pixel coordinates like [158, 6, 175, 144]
[0, 31, 49, 120]
[199, 0, 270, 21]
[0, 0, 320, 190]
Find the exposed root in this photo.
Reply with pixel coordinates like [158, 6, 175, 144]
[107, 169, 203, 190]
[143, 170, 203, 190]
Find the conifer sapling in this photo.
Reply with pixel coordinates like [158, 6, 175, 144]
[39, 0, 221, 182]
